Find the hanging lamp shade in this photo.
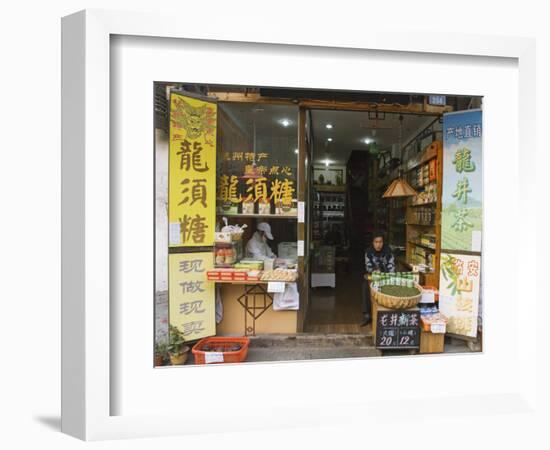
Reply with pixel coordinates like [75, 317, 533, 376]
[382, 114, 418, 198]
[382, 177, 418, 198]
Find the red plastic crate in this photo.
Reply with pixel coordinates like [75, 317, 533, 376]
[192, 336, 250, 364]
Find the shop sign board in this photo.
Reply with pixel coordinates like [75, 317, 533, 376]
[375, 310, 420, 349]
[441, 109, 482, 252]
[438, 252, 481, 338]
[168, 91, 217, 247]
[217, 162, 296, 212]
[168, 252, 215, 340]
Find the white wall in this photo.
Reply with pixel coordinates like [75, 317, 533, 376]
[155, 128, 169, 291]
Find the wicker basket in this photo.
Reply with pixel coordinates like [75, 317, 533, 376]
[371, 282, 423, 310]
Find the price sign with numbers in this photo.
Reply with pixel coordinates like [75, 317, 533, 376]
[375, 309, 420, 349]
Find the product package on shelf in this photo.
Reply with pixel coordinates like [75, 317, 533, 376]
[429, 159, 437, 181]
[371, 271, 419, 288]
[214, 241, 242, 267]
[206, 267, 262, 282]
[260, 268, 298, 282]
[411, 181, 437, 205]
[275, 199, 298, 216]
[206, 268, 248, 282]
[258, 198, 271, 215]
[233, 259, 264, 270]
[420, 311, 448, 333]
[214, 218, 247, 267]
[241, 200, 254, 215]
[218, 201, 239, 215]
[420, 234, 436, 248]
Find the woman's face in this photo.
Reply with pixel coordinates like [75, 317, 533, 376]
[373, 237, 384, 252]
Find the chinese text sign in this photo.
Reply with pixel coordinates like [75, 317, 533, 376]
[169, 92, 217, 247]
[439, 253, 481, 338]
[169, 252, 215, 340]
[441, 109, 482, 252]
[375, 310, 420, 349]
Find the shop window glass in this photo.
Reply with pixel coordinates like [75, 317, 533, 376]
[216, 102, 299, 216]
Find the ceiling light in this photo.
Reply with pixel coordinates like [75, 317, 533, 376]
[324, 159, 331, 167]
[363, 137, 373, 145]
[327, 138, 333, 142]
[294, 148, 299, 154]
[279, 118, 291, 127]
[326, 124, 333, 129]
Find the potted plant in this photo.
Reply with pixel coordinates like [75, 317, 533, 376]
[168, 325, 190, 365]
[154, 341, 168, 366]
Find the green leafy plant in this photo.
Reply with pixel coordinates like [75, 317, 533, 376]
[168, 325, 188, 356]
[155, 341, 169, 356]
[154, 341, 169, 366]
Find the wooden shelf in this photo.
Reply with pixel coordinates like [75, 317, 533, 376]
[313, 184, 347, 192]
[403, 140, 442, 288]
[408, 241, 436, 251]
[410, 201, 437, 207]
[217, 213, 297, 219]
[404, 153, 437, 173]
[404, 142, 440, 172]
[406, 222, 435, 227]
[396, 258, 413, 269]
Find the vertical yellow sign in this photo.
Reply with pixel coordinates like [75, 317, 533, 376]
[169, 92, 217, 247]
[169, 252, 215, 340]
[438, 253, 481, 338]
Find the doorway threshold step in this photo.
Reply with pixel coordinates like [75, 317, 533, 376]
[247, 332, 374, 349]
[245, 346, 382, 362]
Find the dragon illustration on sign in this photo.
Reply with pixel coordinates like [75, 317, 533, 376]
[170, 96, 216, 146]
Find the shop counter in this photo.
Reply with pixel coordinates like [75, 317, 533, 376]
[210, 280, 299, 336]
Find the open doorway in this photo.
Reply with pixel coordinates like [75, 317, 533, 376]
[304, 109, 441, 334]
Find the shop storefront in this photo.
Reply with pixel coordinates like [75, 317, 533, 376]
[154, 85, 483, 365]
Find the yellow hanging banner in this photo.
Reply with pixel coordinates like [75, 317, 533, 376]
[169, 252, 215, 340]
[168, 92, 217, 247]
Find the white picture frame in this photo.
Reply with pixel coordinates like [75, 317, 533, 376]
[62, 9, 540, 441]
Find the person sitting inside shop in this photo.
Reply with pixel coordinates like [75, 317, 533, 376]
[361, 231, 396, 326]
[245, 221, 277, 260]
